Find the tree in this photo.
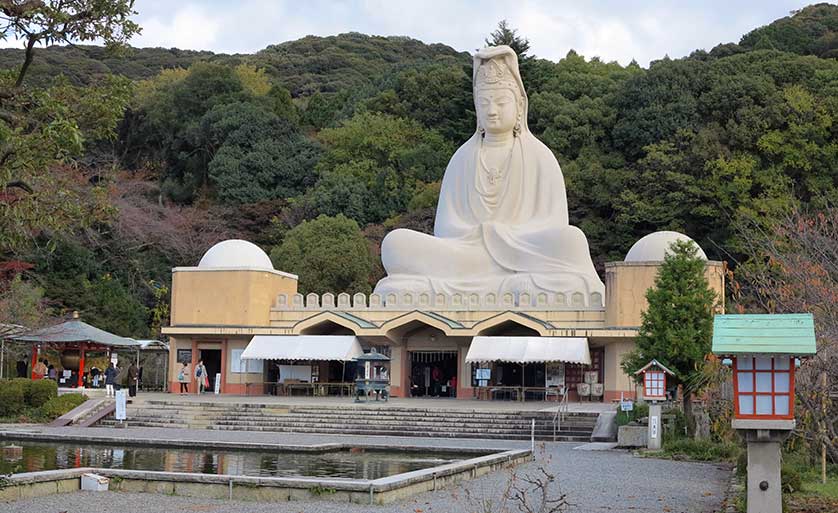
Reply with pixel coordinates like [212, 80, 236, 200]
[0, 0, 140, 87]
[486, 19, 531, 61]
[310, 111, 452, 225]
[621, 240, 717, 437]
[270, 214, 373, 295]
[733, 207, 838, 462]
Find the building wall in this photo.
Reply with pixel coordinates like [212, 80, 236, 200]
[603, 338, 638, 401]
[605, 261, 725, 328]
[171, 268, 297, 327]
[168, 336, 265, 394]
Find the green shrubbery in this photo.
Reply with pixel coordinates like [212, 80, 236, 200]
[38, 393, 87, 420]
[0, 379, 27, 416]
[0, 379, 82, 421]
[27, 378, 58, 407]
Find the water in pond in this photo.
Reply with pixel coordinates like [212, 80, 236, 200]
[0, 441, 476, 479]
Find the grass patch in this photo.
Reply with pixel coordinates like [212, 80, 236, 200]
[780, 447, 838, 512]
[659, 437, 742, 462]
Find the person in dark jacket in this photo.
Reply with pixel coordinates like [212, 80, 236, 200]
[16, 359, 28, 378]
[104, 362, 117, 397]
[127, 363, 139, 397]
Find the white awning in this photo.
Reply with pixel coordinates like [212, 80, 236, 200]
[465, 336, 591, 365]
[241, 335, 363, 361]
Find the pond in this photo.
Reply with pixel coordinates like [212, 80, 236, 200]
[0, 441, 479, 480]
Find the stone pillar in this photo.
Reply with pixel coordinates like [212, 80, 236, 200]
[647, 402, 662, 450]
[733, 420, 795, 513]
[746, 440, 782, 513]
[220, 339, 228, 394]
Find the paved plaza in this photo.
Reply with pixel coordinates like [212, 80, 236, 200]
[2, 426, 731, 513]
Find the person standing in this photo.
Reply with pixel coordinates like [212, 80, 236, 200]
[194, 360, 208, 394]
[127, 362, 139, 398]
[32, 358, 47, 380]
[177, 362, 190, 394]
[104, 362, 117, 397]
[16, 359, 28, 378]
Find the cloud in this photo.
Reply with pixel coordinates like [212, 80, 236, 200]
[131, 4, 222, 50]
[1, 0, 809, 67]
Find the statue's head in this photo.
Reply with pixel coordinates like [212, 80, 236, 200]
[473, 45, 527, 137]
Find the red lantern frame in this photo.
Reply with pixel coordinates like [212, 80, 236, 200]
[732, 356, 795, 420]
[643, 369, 666, 399]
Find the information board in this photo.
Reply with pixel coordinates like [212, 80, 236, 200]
[620, 399, 634, 412]
[545, 362, 565, 387]
[115, 389, 127, 420]
[214, 373, 221, 394]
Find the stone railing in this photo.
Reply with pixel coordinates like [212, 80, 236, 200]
[273, 290, 604, 311]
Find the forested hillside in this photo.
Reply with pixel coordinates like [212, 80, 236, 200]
[1, 4, 836, 337]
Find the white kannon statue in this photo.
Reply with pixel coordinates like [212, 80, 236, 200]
[374, 45, 605, 301]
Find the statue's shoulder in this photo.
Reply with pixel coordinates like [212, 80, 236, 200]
[447, 135, 478, 165]
[528, 134, 558, 163]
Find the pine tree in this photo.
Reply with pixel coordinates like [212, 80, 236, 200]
[485, 20, 532, 62]
[621, 239, 718, 436]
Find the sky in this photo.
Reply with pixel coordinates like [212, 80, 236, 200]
[3, 0, 819, 66]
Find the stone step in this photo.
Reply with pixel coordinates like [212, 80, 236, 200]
[206, 425, 590, 441]
[207, 419, 593, 432]
[207, 419, 590, 433]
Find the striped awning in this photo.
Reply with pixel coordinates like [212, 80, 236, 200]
[465, 336, 591, 364]
[241, 335, 363, 361]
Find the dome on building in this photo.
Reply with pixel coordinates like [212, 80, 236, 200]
[625, 231, 707, 262]
[198, 239, 274, 270]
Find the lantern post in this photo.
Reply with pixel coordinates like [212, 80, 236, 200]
[634, 359, 674, 450]
[712, 314, 816, 513]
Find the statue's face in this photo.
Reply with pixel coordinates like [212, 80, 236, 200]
[476, 88, 519, 135]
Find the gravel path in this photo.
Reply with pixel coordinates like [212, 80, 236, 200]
[2, 426, 731, 513]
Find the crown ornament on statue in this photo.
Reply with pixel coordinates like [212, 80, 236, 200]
[475, 58, 518, 91]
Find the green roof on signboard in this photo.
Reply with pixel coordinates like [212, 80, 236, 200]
[712, 314, 816, 356]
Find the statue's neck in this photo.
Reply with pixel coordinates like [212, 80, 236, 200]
[482, 132, 514, 146]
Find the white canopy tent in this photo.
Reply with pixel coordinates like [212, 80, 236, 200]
[465, 336, 591, 365]
[241, 335, 364, 362]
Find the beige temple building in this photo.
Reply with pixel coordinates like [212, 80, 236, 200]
[163, 46, 725, 402]
[162, 235, 724, 401]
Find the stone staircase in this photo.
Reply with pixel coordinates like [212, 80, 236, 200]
[98, 400, 598, 441]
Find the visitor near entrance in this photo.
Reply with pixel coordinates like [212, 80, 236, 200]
[178, 362, 190, 394]
[104, 362, 117, 397]
[374, 45, 604, 299]
[195, 360, 208, 394]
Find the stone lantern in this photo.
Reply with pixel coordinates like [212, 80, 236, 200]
[712, 314, 816, 513]
[634, 359, 675, 450]
[354, 349, 391, 403]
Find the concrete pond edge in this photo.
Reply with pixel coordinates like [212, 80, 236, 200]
[0, 431, 531, 505]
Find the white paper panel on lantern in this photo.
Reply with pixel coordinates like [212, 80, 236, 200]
[775, 373, 790, 393]
[774, 396, 790, 416]
[756, 372, 772, 393]
[738, 372, 753, 392]
[739, 396, 754, 415]
[756, 395, 773, 415]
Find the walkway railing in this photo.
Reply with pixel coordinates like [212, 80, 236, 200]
[553, 386, 569, 442]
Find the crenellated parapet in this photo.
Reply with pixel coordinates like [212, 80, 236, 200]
[273, 290, 604, 312]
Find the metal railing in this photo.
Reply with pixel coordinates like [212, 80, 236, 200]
[553, 386, 569, 441]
